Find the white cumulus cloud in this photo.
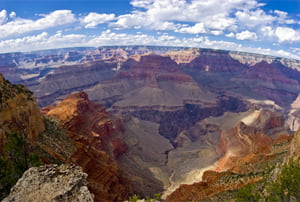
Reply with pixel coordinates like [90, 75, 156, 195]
[0, 9, 7, 25]
[177, 23, 207, 34]
[0, 29, 299, 60]
[9, 11, 16, 19]
[236, 30, 258, 40]
[0, 31, 87, 53]
[0, 10, 76, 39]
[235, 9, 275, 28]
[112, 0, 262, 33]
[273, 10, 296, 24]
[275, 27, 300, 43]
[81, 12, 115, 28]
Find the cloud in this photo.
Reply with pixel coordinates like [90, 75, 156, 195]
[0, 29, 299, 60]
[110, 13, 145, 29]
[260, 26, 300, 43]
[88, 29, 156, 45]
[0, 10, 76, 39]
[177, 23, 207, 34]
[235, 9, 275, 28]
[0, 31, 86, 53]
[226, 32, 235, 38]
[9, 11, 16, 19]
[204, 17, 235, 31]
[0, 9, 7, 25]
[0, 1, 299, 60]
[236, 30, 258, 40]
[114, 0, 299, 45]
[260, 26, 275, 38]
[81, 12, 115, 28]
[87, 30, 300, 59]
[113, 0, 262, 33]
[273, 10, 296, 24]
[275, 27, 300, 43]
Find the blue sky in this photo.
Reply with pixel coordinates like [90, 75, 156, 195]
[0, 0, 299, 59]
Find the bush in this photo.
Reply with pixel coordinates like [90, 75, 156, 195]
[235, 183, 260, 202]
[128, 194, 139, 202]
[0, 133, 41, 200]
[266, 159, 300, 201]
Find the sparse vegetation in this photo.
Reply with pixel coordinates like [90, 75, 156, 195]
[235, 183, 260, 202]
[127, 193, 162, 202]
[235, 159, 300, 202]
[0, 133, 41, 200]
[265, 159, 300, 201]
[128, 194, 139, 202]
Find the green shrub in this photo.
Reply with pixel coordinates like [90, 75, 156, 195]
[266, 159, 300, 201]
[235, 183, 260, 202]
[0, 133, 41, 200]
[128, 194, 139, 202]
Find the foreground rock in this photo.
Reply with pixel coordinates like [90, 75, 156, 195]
[3, 164, 94, 202]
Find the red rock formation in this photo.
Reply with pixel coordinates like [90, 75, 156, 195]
[235, 61, 299, 106]
[165, 170, 262, 202]
[216, 123, 273, 171]
[245, 61, 298, 85]
[185, 51, 246, 72]
[163, 48, 200, 64]
[166, 132, 293, 202]
[45, 92, 132, 201]
[118, 54, 193, 84]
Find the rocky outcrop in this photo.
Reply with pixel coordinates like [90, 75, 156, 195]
[166, 132, 293, 202]
[130, 96, 247, 141]
[165, 109, 292, 201]
[163, 48, 200, 64]
[184, 50, 246, 72]
[0, 73, 45, 150]
[229, 51, 300, 70]
[0, 74, 132, 200]
[45, 92, 132, 201]
[87, 54, 217, 113]
[233, 61, 300, 107]
[166, 170, 262, 202]
[31, 60, 117, 107]
[216, 110, 288, 171]
[3, 164, 94, 202]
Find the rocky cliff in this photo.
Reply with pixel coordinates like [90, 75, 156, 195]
[3, 164, 94, 202]
[44, 92, 132, 201]
[0, 74, 132, 201]
[165, 126, 293, 202]
[0, 73, 45, 150]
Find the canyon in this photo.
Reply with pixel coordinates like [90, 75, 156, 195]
[1, 46, 300, 200]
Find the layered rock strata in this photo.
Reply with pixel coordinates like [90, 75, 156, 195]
[44, 92, 132, 201]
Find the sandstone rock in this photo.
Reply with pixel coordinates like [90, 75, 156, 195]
[163, 48, 200, 64]
[3, 164, 94, 202]
[165, 109, 292, 201]
[184, 50, 246, 72]
[45, 92, 132, 201]
[229, 51, 300, 70]
[166, 130, 293, 202]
